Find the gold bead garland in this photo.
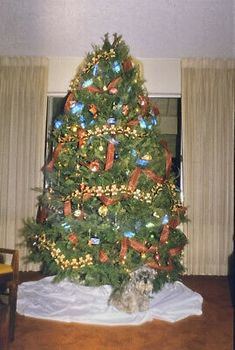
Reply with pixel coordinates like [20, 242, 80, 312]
[37, 234, 93, 270]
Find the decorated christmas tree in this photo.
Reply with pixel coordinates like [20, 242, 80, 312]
[24, 34, 188, 291]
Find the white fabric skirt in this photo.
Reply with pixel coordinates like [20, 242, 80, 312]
[17, 276, 203, 325]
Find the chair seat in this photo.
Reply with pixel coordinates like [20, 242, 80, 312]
[0, 264, 13, 275]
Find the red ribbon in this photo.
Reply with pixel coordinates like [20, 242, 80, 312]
[98, 195, 118, 206]
[128, 167, 164, 192]
[36, 206, 48, 224]
[119, 237, 128, 260]
[99, 250, 109, 263]
[46, 143, 64, 171]
[160, 224, 170, 244]
[105, 142, 115, 171]
[77, 128, 86, 148]
[86, 77, 122, 94]
[64, 200, 72, 216]
[64, 91, 75, 112]
[160, 140, 172, 179]
[146, 260, 174, 272]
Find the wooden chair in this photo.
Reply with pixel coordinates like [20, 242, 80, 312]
[0, 248, 19, 341]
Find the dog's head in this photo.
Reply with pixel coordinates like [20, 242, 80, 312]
[129, 266, 157, 295]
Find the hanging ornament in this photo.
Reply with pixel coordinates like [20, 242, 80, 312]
[131, 149, 137, 157]
[112, 60, 121, 73]
[155, 254, 161, 261]
[71, 125, 78, 133]
[82, 78, 93, 88]
[114, 153, 119, 160]
[107, 117, 116, 124]
[123, 231, 135, 238]
[139, 95, 149, 115]
[151, 104, 160, 117]
[98, 205, 108, 217]
[79, 115, 86, 128]
[89, 104, 98, 117]
[61, 222, 71, 231]
[99, 250, 109, 263]
[145, 222, 155, 228]
[161, 214, 169, 225]
[138, 116, 147, 129]
[88, 160, 100, 172]
[75, 209, 86, 220]
[68, 233, 78, 245]
[151, 116, 158, 126]
[90, 235, 100, 245]
[92, 64, 99, 76]
[109, 87, 118, 94]
[54, 119, 63, 129]
[122, 104, 129, 116]
[136, 158, 149, 167]
[70, 101, 84, 114]
[142, 154, 152, 161]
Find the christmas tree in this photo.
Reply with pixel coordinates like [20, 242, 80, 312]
[24, 34, 188, 291]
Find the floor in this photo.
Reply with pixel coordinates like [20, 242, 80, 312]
[8, 273, 234, 350]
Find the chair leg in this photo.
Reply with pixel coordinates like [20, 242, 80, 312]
[8, 284, 17, 341]
[0, 304, 9, 350]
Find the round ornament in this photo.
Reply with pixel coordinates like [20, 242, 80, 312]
[89, 160, 100, 172]
[98, 205, 108, 217]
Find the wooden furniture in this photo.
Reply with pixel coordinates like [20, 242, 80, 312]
[0, 303, 9, 350]
[0, 248, 19, 341]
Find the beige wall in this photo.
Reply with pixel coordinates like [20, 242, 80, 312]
[48, 58, 181, 97]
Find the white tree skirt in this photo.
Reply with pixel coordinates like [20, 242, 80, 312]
[17, 276, 203, 325]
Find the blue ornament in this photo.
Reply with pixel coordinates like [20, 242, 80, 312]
[107, 117, 116, 124]
[79, 115, 86, 123]
[147, 124, 153, 130]
[89, 120, 96, 126]
[131, 149, 137, 157]
[162, 214, 169, 225]
[54, 119, 63, 129]
[61, 223, 71, 231]
[90, 236, 100, 245]
[114, 153, 119, 160]
[70, 101, 84, 114]
[123, 231, 135, 238]
[82, 78, 93, 88]
[92, 64, 99, 76]
[136, 159, 149, 167]
[138, 117, 147, 129]
[106, 136, 119, 145]
[112, 60, 121, 73]
[80, 122, 86, 129]
[151, 117, 158, 126]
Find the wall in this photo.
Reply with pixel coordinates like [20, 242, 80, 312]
[48, 57, 181, 97]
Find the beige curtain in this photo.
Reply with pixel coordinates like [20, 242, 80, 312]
[181, 58, 234, 275]
[0, 57, 48, 270]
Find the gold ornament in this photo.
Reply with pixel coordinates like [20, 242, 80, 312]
[142, 154, 152, 161]
[98, 205, 108, 217]
[71, 125, 78, 132]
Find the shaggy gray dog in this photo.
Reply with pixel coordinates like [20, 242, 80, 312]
[108, 266, 157, 313]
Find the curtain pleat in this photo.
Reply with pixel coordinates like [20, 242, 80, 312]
[181, 58, 234, 275]
[0, 57, 48, 270]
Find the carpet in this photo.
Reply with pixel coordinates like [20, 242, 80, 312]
[17, 276, 203, 325]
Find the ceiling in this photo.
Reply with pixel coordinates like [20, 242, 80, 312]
[0, 0, 234, 58]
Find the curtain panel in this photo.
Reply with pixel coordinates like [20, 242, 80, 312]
[181, 58, 234, 275]
[0, 57, 48, 270]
